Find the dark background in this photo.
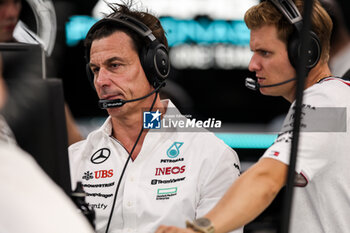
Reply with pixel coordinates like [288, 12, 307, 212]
[19, 0, 350, 125]
[42, 1, 289, 127]
[15, 0, 350, 232]
[18, 0, 292, 125]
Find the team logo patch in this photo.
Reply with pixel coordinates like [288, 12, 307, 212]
[94, 169, 114, 179]
[91, 148, 111, 164]
[156, 187, 178, 200]
[81, 170, 113, 180]
[89, 203, 108, 210]
[167, 142, 184, 158]
[158, 187, 177, 195]
[143, 110, 161, 129]
[155, 165, 186, 176]
[151, 177, 186, 185]
[271, 151, 280, 157]
[83, 182, 115, 188]
[86, 192, 113, 199]
[82, 171, 94, 181]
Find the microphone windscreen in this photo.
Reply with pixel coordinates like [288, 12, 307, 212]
[245, 77, 259, 91]
[98, 99, 125, 109]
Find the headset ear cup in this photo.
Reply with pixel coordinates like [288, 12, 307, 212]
[142, 42, 170, 88]
[154, 45, 170, 79]
[287, 32, 300, 69]
[288, 31, 321, 70]
[306, 31, 321, 69]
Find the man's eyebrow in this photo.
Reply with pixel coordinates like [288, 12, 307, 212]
[89, 56, 124, 67]
[105, 57, 124, 64]
[252, 47, 269, 53]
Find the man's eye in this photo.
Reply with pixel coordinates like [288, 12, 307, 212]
[110, 63, 119, 68]
[91, 67, 99, 74]
[260, 51, 270, 56]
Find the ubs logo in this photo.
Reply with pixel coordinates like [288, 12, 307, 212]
[91, 148, 111, 164]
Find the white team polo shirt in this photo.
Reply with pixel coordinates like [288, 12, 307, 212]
[69, 100, 242, 233]
[262, 78, 350, 233]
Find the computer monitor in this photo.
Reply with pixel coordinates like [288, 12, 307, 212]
[0, 43, 71, 195]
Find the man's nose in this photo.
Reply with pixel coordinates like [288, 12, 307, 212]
[95, 68, 113, 87]
[248, 53, 260, 72]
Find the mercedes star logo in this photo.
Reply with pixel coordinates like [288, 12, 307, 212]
[91, 148, 111, 164]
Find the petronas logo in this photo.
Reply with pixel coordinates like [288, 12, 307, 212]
[166, 142, 184, 158]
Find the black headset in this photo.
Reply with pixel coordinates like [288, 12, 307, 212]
[84, 14, 170, 89]
[269, 0, 321, 69]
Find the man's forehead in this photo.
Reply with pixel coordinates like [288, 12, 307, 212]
[89, 33, 137, 64]
[91, 31, 135, 50]
[250, 25, 287, 50]
[250, 25, 279, 41]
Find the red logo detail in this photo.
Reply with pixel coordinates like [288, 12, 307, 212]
[273, 151, 280, 157]
[155, 166, 186, 176]
[94, 169, 113, 179]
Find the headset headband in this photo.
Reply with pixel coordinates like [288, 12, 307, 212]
[270, 0, 303, 31]
[85, 14, 157, 62]
[90, 15, 156, 40]
[268, 0, 321, 69]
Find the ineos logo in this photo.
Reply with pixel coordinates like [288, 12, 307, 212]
[91, 148, 111, 164]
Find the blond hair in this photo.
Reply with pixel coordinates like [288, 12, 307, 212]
[244, 0, 333, 63]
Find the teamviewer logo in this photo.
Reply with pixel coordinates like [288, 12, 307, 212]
[143, 110, 161, 129]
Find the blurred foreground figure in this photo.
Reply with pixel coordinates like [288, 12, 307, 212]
[0, 0, 83, 145]
[0, 54, 94, 233]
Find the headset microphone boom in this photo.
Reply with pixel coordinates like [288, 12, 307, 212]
[245, 77, 297, 91]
